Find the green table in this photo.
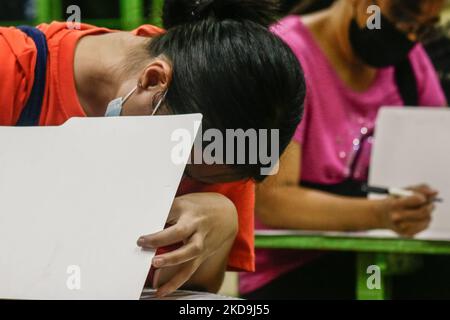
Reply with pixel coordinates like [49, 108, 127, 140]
[255, 233, 450, 300]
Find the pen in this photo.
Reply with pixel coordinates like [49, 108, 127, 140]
[362, 185, 443, 203]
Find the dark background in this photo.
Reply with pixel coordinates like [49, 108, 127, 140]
[0, 0, 448, 101]
[0, 0, 300, 21]
[0, 0, 161, 20]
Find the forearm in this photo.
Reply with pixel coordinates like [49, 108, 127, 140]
[256, 185, 385, 232]
[182, 235, 234, 293]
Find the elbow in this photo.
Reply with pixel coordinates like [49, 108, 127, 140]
[206, 272, 226, 294]
[184, 269, 226, 294]
[183, 270, 225, 294]
[255, 188, 286, 229]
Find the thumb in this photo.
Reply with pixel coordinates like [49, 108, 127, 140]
[153, 268, 162, 290]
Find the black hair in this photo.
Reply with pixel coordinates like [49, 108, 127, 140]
[147, 0, 306, 182]
[389, 0, 428, 21]
[290, 0, 432, 16]
[291, 0, 335, 14]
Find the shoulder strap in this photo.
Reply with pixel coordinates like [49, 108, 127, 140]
[15, 26, 49, 127]
[395, 58, 419, 107]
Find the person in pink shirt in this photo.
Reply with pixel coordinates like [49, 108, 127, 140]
[241, 0, 448, 299]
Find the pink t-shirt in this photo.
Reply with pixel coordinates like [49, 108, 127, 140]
[239, 15, 447, 295]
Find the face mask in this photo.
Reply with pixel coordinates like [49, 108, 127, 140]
[105, 85, 167, 117]
[349, 13, 417, 68]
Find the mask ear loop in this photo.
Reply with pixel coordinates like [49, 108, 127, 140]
[121, 86, 138, 106]
[151, 90, 168, 116]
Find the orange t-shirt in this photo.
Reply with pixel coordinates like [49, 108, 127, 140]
[0, 22, 255, 272]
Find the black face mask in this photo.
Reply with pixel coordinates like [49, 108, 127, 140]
[349, 13, 417, 68]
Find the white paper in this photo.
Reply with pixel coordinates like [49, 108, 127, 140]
[367, 107, 450, 241]
[0, 115, 202, 300]
[140, 289, 240, 301]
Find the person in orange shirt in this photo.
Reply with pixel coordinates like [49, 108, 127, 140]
[0, 0, 305, 297]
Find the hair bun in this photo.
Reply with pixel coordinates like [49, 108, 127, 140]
[162, 0, 280, 29]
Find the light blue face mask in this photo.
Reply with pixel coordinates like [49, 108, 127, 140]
[104, 85, 167, 117]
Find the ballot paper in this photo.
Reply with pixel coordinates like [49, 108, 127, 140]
[0, 115, 202, 300]
[367, 107, 450, 241]
[140, 289, 240, 301]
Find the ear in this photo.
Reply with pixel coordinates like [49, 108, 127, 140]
[351, 0, 372, 27]
[138, 57, 172, 92]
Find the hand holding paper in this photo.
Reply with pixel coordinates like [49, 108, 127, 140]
[138, 192, 238, 297]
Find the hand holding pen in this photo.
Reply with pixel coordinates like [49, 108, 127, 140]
[363, 184, 443, 203]
[365, 184, 441, 238]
